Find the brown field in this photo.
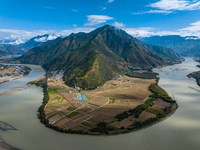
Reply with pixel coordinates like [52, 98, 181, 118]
[44, 76, 172, 134]
[0, 66, 15, 74]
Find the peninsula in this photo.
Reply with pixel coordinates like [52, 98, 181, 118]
[30, 70, 178, 135]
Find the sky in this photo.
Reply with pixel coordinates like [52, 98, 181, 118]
[0, 0, 200, 44]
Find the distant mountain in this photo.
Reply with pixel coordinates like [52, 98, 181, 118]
[0, 44, 24, 56]
[17, 34, 62, 52]
[141, 35, 200, 56]
[17, 25, 181, 89]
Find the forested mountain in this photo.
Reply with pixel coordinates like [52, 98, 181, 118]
[141, 35, 200, 56]
[17, 25, 182, 89]
[0, 44, 24, 56]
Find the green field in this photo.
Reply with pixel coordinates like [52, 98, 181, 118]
[110, 117, 119, 121]
[89, 103, 100, 107]
[146, 108, 163, 115]
[48, 89, 57, 94]
[70, 107, 77, 111]
[67, 112, 80, 118]
[81, 122, 96, 128]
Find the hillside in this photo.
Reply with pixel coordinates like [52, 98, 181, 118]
[141, 35, 200, 56]
[17, 25, 182, 89]
[0, 44, 24, 56]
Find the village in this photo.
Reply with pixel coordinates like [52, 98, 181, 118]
[0, 64, 31, 83]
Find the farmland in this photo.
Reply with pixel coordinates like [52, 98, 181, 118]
[39, 75, 177, 135]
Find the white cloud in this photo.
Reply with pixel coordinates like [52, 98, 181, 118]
[123, 21, 200, 38]
[180, 20, 200, 31]
[34, 37, 47, 42]
[112, 22, 125, 28]
[39, 6, 57, 10]
[0, 28, 94, 45]
[102, 7, 106, 10]
[47, 35, 59, 41]
[84, 15, 114, 26]
[73, 24, 77, 27]
[148, 0, 200, 13]
[146, 10, 173, 14]
[134, 0, 200, 14]
[71, 9, 78, 12]
[108, 0, 114, 3]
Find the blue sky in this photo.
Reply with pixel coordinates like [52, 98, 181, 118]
[1, 0, 200, 44]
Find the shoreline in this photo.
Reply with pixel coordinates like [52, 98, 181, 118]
[0, 138, 20, 150]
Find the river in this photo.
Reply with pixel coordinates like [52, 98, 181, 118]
[0, 57, 200, 150]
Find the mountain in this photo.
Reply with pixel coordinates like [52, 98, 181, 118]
[17, 25, 181, 89]
[141, 35, 200, 56]
[0, 44, 24, 56]
[17, 34, 62, 52]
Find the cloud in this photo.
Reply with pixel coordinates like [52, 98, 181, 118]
[148, 0, 200, 13]
[39, 6, 57, 10]
[180, 20, 200, 31]
[71, 9, 78, 12]
[102, 7, 106, 10]
[112, 22, 125, 28]
[134, 0, 200, 14]
[34, 37, 47, 42]
[34, 35, 60, 42]
[132, 10, 172, 15]
[108, 0, 114, 3]
[122, 21, 200, 38]
[84, 15, 114, 26]
[0, 28, 94, 45]
[73, 24, 77, 27]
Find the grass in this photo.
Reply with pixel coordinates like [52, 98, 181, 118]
[55, 87, 65, 90]
[89, 103, 100, 107]
[48, 89, 57, 94]
[70, 107, 77, 111]
[146, 108, 163, 115]
[81, 122, 96, 128]
[109, 97, 116, 100]
[86, 95, 91, 100]
[50, 97, 58, 101]
[61, 98, 65, 103]
[57, 111, 65, 116]
[57, 97, 61, 102]
[67, 112, 80, 118]
[110, 117, 119, 121]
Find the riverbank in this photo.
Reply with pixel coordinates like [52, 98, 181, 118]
[0, 64, 31, 84]
[0, 138, 20, 150]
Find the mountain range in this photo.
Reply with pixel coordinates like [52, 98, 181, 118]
[141, 35, 200, 56]
[0, 44, 24, 56]
[16, 25, 181, 89]
[16, 34, 62, 52]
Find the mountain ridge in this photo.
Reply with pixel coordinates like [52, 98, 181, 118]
[16, 25, 182, 89]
